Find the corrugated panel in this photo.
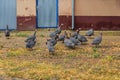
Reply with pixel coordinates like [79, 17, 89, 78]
[37, 0, 58, 28]
[0, 0, 16, 30]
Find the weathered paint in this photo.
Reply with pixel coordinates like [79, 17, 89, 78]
[59, 0, 120, 30]
[17, 16, 36, 31]
[17, 0, 36, 30]
[59, 16, 120, 30]
[16, 0, 120, 30]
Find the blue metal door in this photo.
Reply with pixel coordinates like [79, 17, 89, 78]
[0, 0, 16, 30]
[36, 0, 58, 28]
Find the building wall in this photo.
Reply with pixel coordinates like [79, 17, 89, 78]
[59, 0, 120, 30]
[75, 0, 120, 16]
[59, 0, 72, 29]
[59, 0, 72, 16]
[17, 0, 36, 30]
[17, 0, 120, 30]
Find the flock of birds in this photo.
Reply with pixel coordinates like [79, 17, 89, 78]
[46, 24, 102, 55]
[3, 25, 102, 55]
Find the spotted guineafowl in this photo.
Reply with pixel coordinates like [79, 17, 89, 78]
[69, 33, 80, 45]
[86, 28, 94, 36]
[64, 32, 75, 49]
[49, 31, 58, 39]
[77, 28, 88, 43]
[54, 24, 63, 34]
[92, 32, 102, 47]
[58, 30, 67, 42]
[71, 28, 80, 38]
[46, 40, 55, 55]
[5, 25, 10, 39]
[77, 34, 88, 43]
[47, 35, 58, 46]
[25, 30, 37, 42]
[26, 40, 36, 50]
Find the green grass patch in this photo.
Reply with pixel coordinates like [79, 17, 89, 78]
[16, 33, 28, 37]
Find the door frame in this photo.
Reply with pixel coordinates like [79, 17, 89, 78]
[36, 0, 59, 28]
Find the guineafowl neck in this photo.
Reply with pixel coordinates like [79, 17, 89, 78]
[77, 31, 80, 34]
[34, 31, 36, 36]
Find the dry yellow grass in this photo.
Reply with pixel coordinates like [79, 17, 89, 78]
[0, 30, 120, 80]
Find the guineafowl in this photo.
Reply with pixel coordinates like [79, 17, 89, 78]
[64, 32, 75, 49]
[77, 34, 88, 43]
[92, 32, 102, 47]
[25, 30, 37, 42]
[26, 39, 36, 50]
[49, 31, 58, 39]
[69, 33, 80, 45]
[58, 34, 65, 42]
[71, 28, 80, 38]
[86, 28, 94, 36]
[47, 37, 58, 46]
[5, 25, 10, 38]
[49, 24, 63, 38]
[58, 30, 67, 42]
[46, 40, 55, 55]
[77, 29, 88, 43]
[54, 24, 63, 34]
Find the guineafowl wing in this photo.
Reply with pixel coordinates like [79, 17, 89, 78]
[92, 37, 101, 44]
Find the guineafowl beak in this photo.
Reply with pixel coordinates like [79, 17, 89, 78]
[78, 28, 81, 30]
[60, 24, 64, 26]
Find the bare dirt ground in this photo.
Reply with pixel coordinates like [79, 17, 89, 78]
[0, 29, 120, 80]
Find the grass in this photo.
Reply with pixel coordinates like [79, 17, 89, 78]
[15, 33, 29, 37]
[0, 29, 120, 80]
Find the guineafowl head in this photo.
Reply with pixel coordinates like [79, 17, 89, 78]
[58, 24, 63, 29]
[77, 28, 81, 33]
[60, 24, 63, 27]
[78, 28, 81, 30]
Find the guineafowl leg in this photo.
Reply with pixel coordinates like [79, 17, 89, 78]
[27, 48, 33, 51]
[6, 37, 10, 39]
[96, 44, 99, 48]
[49, 52, 55, 55]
